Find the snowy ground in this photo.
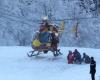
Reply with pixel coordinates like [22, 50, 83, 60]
[0, 46, 100, 80]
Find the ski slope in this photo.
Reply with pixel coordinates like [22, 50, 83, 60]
[0, 46, 100, 80]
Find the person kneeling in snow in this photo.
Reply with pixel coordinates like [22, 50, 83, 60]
[73, 49, 82, 64]
[82, 53, 90, 64]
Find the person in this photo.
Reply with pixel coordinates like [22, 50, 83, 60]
[82, 53, 90, 64]
[39, 16, 50, 32]
[73, 49, 82, 64]
[67, 51, 74, 64]
[50, 33, 59, 50]
[50, 32, 59, 56]
[90, 57, 96, 80]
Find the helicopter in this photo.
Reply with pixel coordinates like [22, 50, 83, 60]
[27, 16, 65, 57]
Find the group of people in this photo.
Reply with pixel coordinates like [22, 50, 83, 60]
[67, 49, 96, 80]
[67, 49, 91, 64]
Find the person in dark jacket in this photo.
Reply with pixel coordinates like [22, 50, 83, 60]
[51, 33, 59, 50]
[73, 49, 82, 64]
[50, 32, 59, 56]
[90, 57, 96, 80]
[82, 53, 90, 64]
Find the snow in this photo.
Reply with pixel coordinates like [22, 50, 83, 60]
[1, 0, 100, 48]
[0, 46, 100, 80]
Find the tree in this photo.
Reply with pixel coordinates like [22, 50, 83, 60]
[78, 0, 100, 16]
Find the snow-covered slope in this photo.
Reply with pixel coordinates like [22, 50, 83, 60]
[0, 46, 100, 80]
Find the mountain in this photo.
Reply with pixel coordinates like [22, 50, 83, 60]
[0, 0, 100, 48]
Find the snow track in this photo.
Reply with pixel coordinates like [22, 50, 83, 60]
[0, 46, 100, 80]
